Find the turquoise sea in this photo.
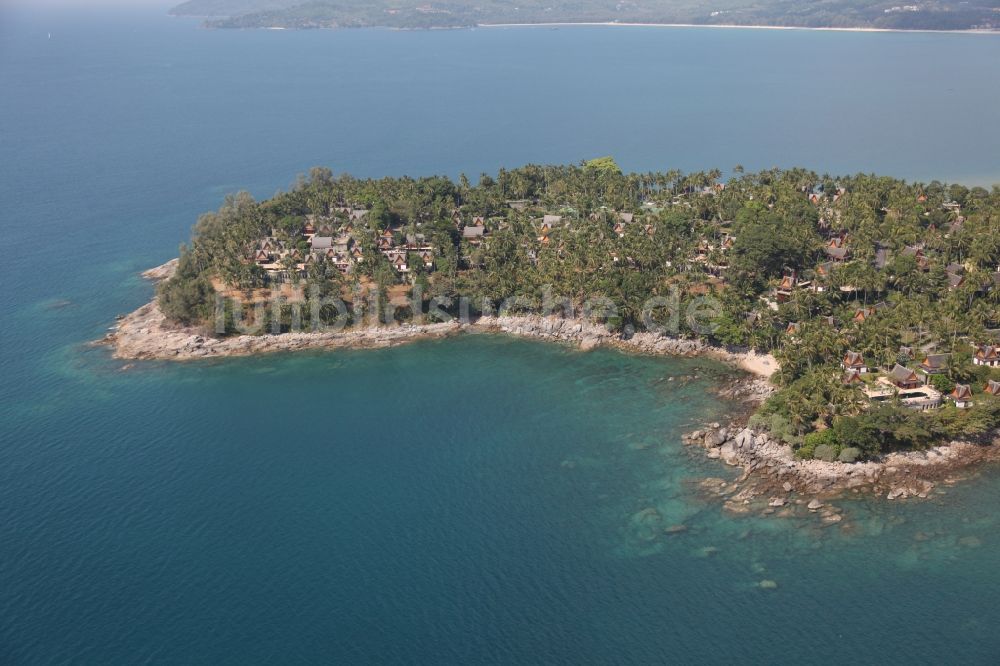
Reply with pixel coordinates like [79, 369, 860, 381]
[3, 4, 1000, 662]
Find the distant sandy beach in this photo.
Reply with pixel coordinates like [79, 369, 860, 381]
[477, 21, 1000, 36]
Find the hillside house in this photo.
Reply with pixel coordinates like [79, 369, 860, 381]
[902, 245, 930, 271]
[950, 384, 973, 409]
[377, 228, 396, 250]
[311, 235, 333, 251]
[889, 364, 922, 390]
[919, 354, 949, 375]
[775, 271, 798, 302]
[874, 247, 891, 270]
[843, 369, 864, 385]
[825, 246, 849, 262]
[842, 351, 868, 373]
[463, 225, 486, 245]
[853, 307, 876, 324]
[974, 345, 1000, 367]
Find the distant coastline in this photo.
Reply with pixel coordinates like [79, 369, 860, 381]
[170, 0, 1000, 33]
[181, 18, 1000, 36]
[476, 21, 1000, 36]
[194, 20, 1000, 36]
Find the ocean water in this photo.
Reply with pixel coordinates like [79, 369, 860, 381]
[4, 4, 1000, 663]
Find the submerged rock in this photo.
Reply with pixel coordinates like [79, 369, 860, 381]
[958, 536, 982, 548]
[723, 500, 751, 514]
[628, 507, 663, 542]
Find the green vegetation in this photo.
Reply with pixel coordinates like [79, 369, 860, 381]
[159, 161, 1000, 459]
[170, 0, 1000, 31]
[584, 157, 622, 174]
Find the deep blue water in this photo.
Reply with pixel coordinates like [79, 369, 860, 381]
[4, 4, 1000, 663]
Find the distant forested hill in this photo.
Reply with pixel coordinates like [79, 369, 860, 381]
[170, 0, 1000, 31]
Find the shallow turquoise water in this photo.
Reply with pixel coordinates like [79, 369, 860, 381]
[4, 5, 1000, 663]
[8, 333, 1000, 663]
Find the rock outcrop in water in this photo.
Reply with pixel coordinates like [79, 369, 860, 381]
[104, 300, 464, 360]
[683, 423, 1000, 510]
[140, 258, 179, 282]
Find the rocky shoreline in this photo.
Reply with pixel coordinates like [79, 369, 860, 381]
[682, 422, 1000, 519]
[104, 299, 467, 360]
[99, 260, 1000, 509]
[100, 261, 779, 382]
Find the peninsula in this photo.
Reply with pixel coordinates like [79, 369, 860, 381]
[107, 161, 1000, 503]
[170, 0, 1000, 32]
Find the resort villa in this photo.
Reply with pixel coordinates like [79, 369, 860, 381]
[889, 364, 922, 390]
[974, 345, 1000, 367]
[842, 351, 868, 373]
[950, 384, 974, 409]
[919, 354, 949, 375]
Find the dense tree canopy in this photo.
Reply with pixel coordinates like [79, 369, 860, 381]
[159, 163, 1000, 458]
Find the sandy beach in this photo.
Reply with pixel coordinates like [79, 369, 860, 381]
[477, 21, 1000, 36]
